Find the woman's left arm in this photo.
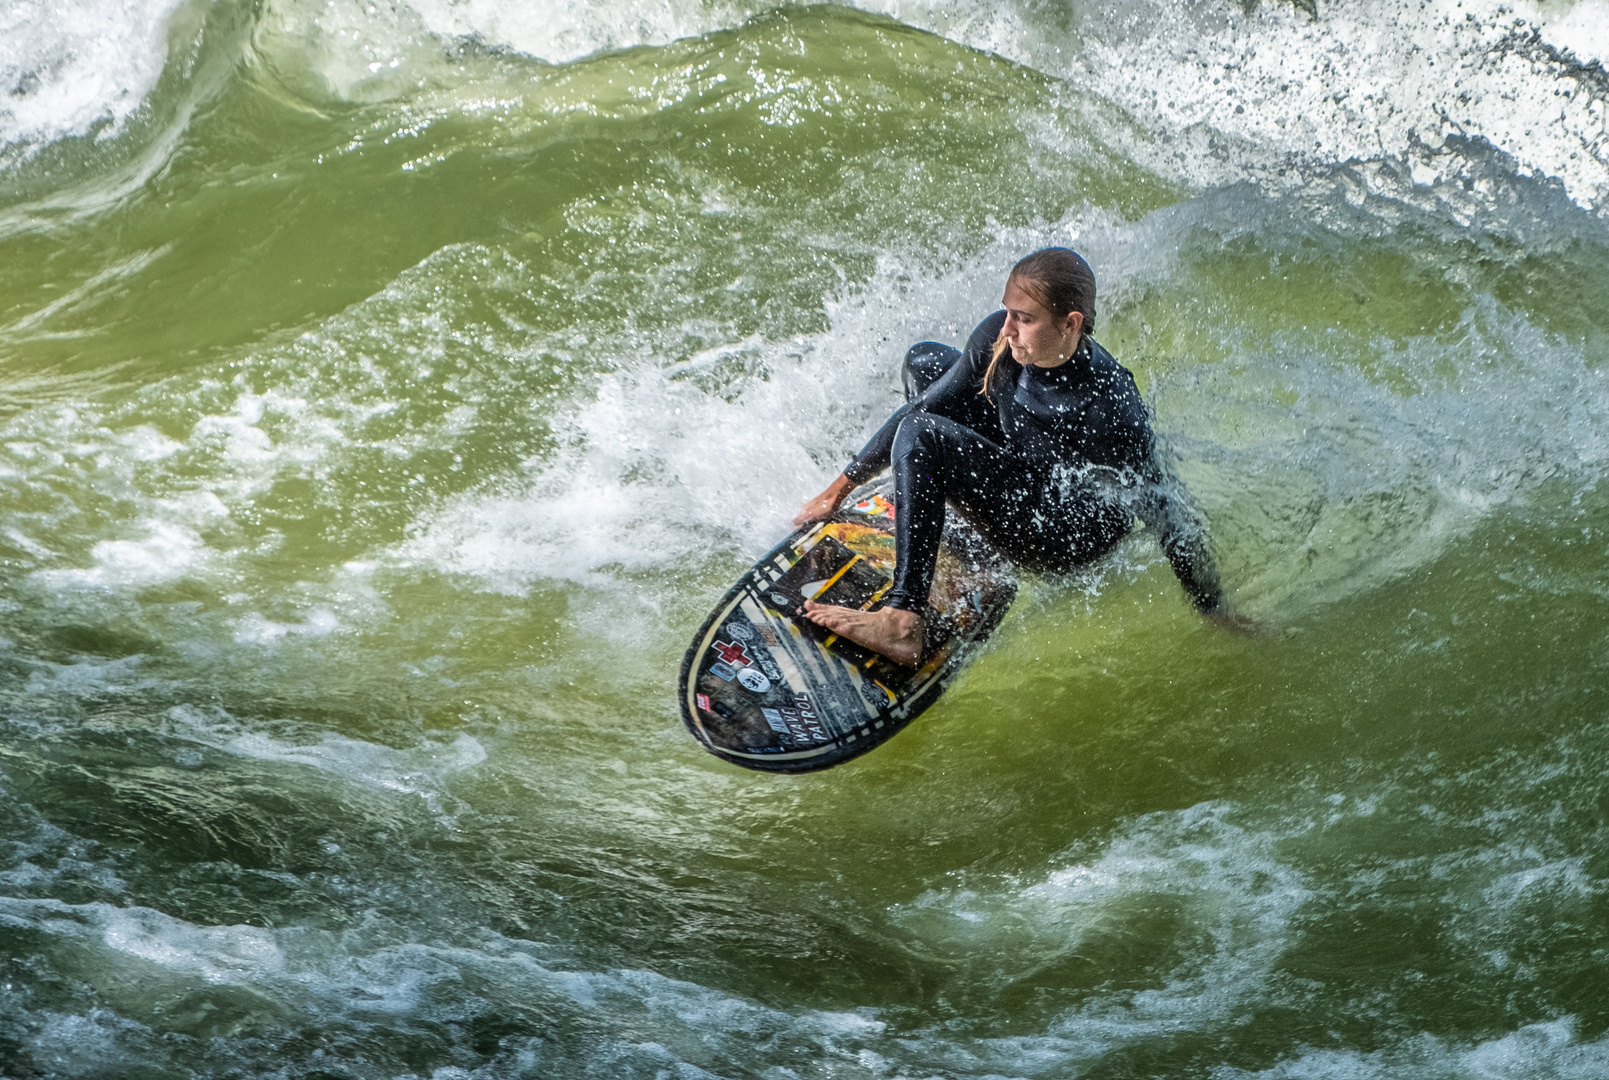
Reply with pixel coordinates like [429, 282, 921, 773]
[1109, 366, 1228, 617]
[1143, 487, 1225, 614]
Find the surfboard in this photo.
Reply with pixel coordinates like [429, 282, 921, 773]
[678, 477, 1018, 773]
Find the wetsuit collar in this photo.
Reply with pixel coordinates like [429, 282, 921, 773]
[1025, 336, 1094, 383]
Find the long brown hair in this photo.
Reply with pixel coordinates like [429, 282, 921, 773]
[982, 247, 1098, 398]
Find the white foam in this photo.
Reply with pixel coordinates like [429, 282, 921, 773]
[891, 801, 1311, 1068]
[0, 0, 189, 163]
[210, 0, 1609, 227]
[827, 0, 1609, 213]
[1534, 0, 1609, 64]
[249, 0, 767, 104]
[0, 891, 890, 1072]
[404, 0, 759, 65]
[1038, 0, 1609, 212]
[11, 0, 1605, 235]
[30, 520, 210, 592]
[232, 605, 339, 643]
[385, 0, 1609, 216]
[395, 249, 992, 600]
[399, 369, 822, 594]
[1216, 1019, 1609, 1079]
[0, 897, 287, 1000]
[162, 705, 487, 811]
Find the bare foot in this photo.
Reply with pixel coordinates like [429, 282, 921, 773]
[801, 601, 923, 666]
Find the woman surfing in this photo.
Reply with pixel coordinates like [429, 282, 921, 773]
[795, 248, 1235, 666]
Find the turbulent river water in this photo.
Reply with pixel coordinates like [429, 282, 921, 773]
[4, 0, 1609, 1075]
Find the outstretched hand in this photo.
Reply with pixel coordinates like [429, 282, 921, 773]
[794, 473, 856, 527]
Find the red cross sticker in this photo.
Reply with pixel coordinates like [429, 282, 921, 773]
[713, 640, 751, 667]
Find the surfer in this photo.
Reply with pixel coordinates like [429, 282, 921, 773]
[795, 247, 1236, 666]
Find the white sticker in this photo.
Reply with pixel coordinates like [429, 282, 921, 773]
[736, 668, 771, 694]
[761, 707, 789, 733]
[726, 621, 755, 641]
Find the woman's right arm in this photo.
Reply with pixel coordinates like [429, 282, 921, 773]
[797, 313, 1000, 525]
[794, 472, 857, 526]
[837, 312, 1002, 484]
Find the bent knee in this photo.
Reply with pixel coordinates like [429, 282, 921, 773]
[892, 411, 945, 454]
[902, 342, 957, 401]
[904, 342, 950, 365]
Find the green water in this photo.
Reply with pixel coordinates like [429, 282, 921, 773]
[4, 0, 1609, 1076]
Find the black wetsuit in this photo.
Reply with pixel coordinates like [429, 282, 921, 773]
[842, 310, 1222, 613]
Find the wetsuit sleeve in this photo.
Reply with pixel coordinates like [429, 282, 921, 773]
[843, 403, 907, 482]
[841, 406, 908, 484]
[1141, 486, 1225, 613]
[1106, 363, 1224, 613]
[842, 312, 1004, 483]
[1128, 433, 1223, 613]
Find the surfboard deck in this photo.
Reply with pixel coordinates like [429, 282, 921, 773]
[678, 477, 1018, 773]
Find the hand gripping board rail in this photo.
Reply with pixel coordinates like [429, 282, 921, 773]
[678, 478, 1018, 773]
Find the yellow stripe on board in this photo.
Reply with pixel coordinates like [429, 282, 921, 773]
[810, 553, 861, 601]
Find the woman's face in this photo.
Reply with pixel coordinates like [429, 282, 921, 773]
[1001, 278, 1083, 368]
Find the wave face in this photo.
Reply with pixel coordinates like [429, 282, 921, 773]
[4, 0, 1609, 1076]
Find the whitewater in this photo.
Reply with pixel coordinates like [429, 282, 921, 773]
[3, 0, 1609, 1075]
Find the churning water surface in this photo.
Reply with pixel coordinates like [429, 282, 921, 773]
[3, 0, 1609, 1076]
